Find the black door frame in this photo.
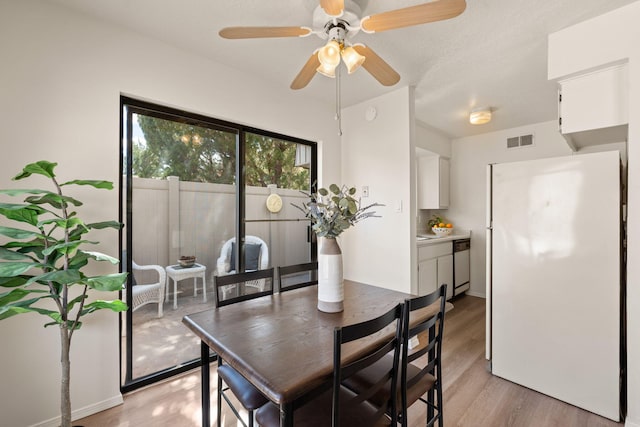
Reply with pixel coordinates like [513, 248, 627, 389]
[119, 96, 316, 393]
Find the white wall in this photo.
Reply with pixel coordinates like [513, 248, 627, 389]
[415, 120, 452, 158]
[0, 1, 340, 426]
[415, 122, 453, 232]
[447, 120, 573, 297]
[548, 3, 640, 425]
[340, 87, 416, 294]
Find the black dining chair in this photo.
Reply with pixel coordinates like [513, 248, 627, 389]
[255, 302, 404, 427]
[276, 261, 318, 292]
[343, 284, 448, 427]
[213, 268, 275, 427]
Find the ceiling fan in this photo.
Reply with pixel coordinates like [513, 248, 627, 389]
[219, 0, 466, 90]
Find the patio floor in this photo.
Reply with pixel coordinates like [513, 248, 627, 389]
[127, 284, 216, 379]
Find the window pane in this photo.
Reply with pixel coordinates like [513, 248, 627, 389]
[127, 111, 237, 379]
[133, 114, 236, 184]
[244, 133, 312, 274]
[245, 133, 309, 190]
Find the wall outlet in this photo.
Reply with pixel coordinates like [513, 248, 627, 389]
[362, 186, 369, 197]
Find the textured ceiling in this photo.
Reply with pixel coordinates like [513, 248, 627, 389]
[51, 0, 637, 139]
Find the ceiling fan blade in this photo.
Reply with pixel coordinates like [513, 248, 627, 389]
[219, 26, 311, 39]
[353, 45, 400, 87]
[320, 0, 344, 16]
[291, 52, 321, 90]
[361, 0, 466, 33]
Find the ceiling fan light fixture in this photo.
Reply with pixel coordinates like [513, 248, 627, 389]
[318, 40, 341, 67]
[470, 107, 492, 125]
[316, 62, 337, 78]
[341, 46, 365, 74]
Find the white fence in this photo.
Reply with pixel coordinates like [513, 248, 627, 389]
[131, 177, 311, 283]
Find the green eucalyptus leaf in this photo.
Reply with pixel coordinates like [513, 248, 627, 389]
[347, 200, 357, 214]
[85, 273, 127, 292]
[329, 184, 340, 194]
[348, 187, 356, 195]
[318, 188, 328, 196]
[13, 161, 57, 180]
[59, 180, 113, 190]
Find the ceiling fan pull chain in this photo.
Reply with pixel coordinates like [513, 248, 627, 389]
[336, 64, 342, 136]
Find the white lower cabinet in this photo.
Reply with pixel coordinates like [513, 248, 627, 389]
[439, 254, 453, 300]
[418, 243, 453, 300]
[418, 258, 437, 296]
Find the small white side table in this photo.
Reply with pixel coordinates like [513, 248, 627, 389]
[165, 263, 207, 309]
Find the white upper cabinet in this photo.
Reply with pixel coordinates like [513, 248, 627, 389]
[558, 63, 628, 150]
[418, 156, 449, 209]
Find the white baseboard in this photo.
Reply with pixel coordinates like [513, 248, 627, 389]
[30, 394, 123, 427]
[465, 290, 486, 298]
[626, 418, 640, 427]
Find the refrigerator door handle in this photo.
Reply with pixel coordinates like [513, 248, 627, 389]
[486, 164, 493, 362]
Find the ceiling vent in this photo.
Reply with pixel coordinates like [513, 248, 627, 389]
[507, 134, 534, 149]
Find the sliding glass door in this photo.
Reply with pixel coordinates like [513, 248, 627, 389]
[120, 97, 315, 391]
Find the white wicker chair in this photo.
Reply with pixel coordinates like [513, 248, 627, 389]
[216, 235, 269, 276]
[215, 236, 269, 296]
[131, 261, 166, 318]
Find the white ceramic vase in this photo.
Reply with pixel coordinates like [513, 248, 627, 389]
[317, 237, 344, 313]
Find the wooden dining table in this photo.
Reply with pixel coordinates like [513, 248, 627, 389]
[182, 280, 449, 427]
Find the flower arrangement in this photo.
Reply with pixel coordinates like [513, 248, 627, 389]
[293, 184, 383, 238]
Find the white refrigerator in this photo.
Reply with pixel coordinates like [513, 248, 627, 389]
[486, 151, 622, 421]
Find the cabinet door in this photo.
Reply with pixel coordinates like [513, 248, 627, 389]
[439, 158, 450, 208]
[418, 156, 450, 209]
[417, 156, 438, 209]
[560, 64, 628, 134]
[418, 258, 437, 296]
[437, 254, 453, 300]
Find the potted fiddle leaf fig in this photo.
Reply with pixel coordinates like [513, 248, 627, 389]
[0, 161, 127, 427]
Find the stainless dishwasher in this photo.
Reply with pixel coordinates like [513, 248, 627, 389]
[453, 238, 470, 296]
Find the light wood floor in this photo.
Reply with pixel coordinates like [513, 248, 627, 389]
[78, 295, 623, 426]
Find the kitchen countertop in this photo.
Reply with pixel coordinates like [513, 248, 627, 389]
[416, 230, 471, 246]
